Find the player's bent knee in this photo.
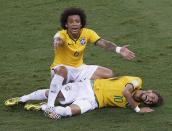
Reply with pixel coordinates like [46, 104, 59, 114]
[45, 90, 49, 98]
[69, 104, 81, 116]
[54, 66, 68, 79]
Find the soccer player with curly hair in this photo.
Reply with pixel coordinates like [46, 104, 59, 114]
[47, 7, 135, 114]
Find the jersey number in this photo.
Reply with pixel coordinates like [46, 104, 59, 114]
[114, 96, 123, 103]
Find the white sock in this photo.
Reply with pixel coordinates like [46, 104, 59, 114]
[20, 89, 48, 102]
[41, 104, 47, 111]
[41, 105, 72, 117]
[54, 106, 72, 117]
[47, 74, 64, 107]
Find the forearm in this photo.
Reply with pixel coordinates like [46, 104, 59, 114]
[52, 31, 65, 48]
[53, 37, 63, 48]
[123, 84, 138, 109]
[96, 39, 119, 52]
[124, 91, 138, 109]
[96, 38, 135, 60]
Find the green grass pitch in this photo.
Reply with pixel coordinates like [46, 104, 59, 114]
[0, 0, 172, 130]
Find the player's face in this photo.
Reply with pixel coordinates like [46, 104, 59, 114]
[141, 90, 158, 105]
[66, 15, 82, 36]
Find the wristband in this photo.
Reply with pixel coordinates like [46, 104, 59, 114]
[116, 46, 122, 54]
[134, 105, 140, 112]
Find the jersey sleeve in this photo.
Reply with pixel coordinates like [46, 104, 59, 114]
[87, 29, 101, 44]
[131, 77, 142, 89]
[54, 30, 65, 41]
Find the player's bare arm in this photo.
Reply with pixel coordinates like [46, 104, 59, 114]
[123, 84, 154, 113]
[96, 39, 117, 52]
[53, 37, 63, 48]
[123, 83, 138, 109]
[96, 39, 135, 60]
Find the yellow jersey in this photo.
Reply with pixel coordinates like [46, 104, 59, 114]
[51, 28, 100, 68]
[93, 76, 142, 108]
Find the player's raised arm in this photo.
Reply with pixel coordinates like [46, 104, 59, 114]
[52, 32, 63, 48]
[95, 39, 135, 60]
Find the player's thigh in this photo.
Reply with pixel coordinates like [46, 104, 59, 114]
[59, 83, 78, 105]
[74, 65, 98, 81]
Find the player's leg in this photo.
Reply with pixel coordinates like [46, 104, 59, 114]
[43, 99, 96, 119]
[72, 99, 97, 115]
[23, 91, 65, 111]
[20, 89, 48, 102]
[22, 103, 75, 119]
[75, 65, 115, 81]
[47, 81, 96, 118]
[91, 66, 115, 79]
[5, 89, 48, 107]
[47, 66, 67, 107]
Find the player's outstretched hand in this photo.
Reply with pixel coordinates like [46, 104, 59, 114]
[120, 45, 135, 60]
[139, 107, 155, 113]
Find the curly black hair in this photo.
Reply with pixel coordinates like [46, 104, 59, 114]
[60, 7, 86, 29]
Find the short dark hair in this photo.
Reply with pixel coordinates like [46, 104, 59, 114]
[60, 7, 86, 29]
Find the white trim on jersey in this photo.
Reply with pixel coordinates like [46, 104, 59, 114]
[132, 79, 139, 89]
[54, 32, 60, 38]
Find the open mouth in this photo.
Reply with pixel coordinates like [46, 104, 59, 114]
[144, 95, 149, 103]
[71, 27, 79, 31]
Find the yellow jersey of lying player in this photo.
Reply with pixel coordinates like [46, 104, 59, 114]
[51, 28, 100, 68]
[93, 76, 142, 108]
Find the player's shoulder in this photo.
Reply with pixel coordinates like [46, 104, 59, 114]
[53, 29, 67, 39]
[82, 28, 96, 33]
[124, 76, 142, 88]
[123, 76, 141, 80]
[119, 76, 142, 84]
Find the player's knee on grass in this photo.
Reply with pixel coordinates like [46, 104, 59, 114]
[69, 104, 81, 116]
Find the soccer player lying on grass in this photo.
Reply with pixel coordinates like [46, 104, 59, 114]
[5, 76, 163, 119]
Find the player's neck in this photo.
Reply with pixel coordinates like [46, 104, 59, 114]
[67, 30, 80, 41]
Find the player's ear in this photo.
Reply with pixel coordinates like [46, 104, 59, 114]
[65, 24, 68, 28]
